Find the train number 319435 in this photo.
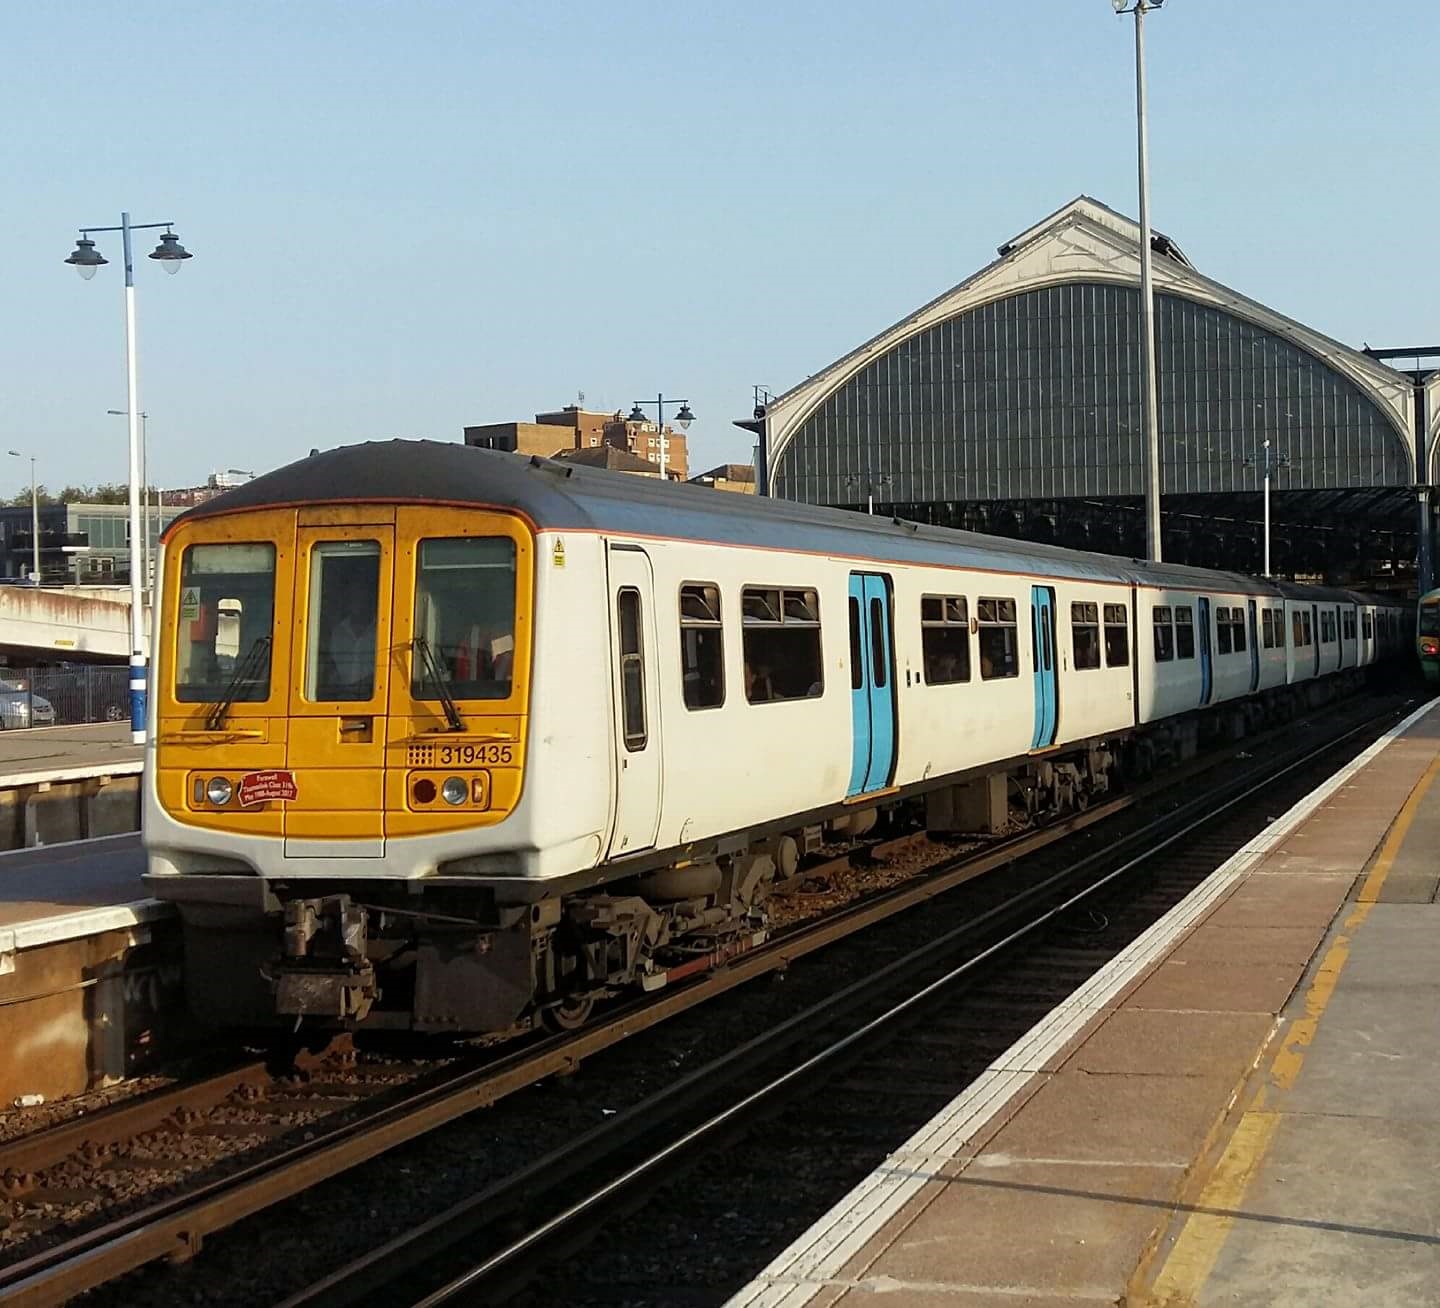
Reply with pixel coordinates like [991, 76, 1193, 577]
[439, 743, 513, 766]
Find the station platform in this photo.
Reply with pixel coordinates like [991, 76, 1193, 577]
[0, 721, 143, 787]
[732, 696, 1440, 1308]
[0, 834, 179, 1106]
[0, 723, 142, 851]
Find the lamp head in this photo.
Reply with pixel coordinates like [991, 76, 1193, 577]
[628, 403, 647, 424]
[674, 403, 695, 431]
[1112, 0, 1127, 10]
[148, 230, 192, 273]
[65, 237, 107, 280]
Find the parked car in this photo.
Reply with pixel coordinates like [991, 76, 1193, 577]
[0, 679, 55, 729]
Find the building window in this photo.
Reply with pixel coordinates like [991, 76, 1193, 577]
[1104, 603, 1129, 667]
[1153, 605, 1174, 662]
[1071, 601, 1101, 670]
[921, 595, 970, 684]
[742, 587, 823, 702]
[1175, 605, 1195, 659]
[977, 597, 1018, 679]
[773, 282, 1409, 506]
[679, 583, 724, 710]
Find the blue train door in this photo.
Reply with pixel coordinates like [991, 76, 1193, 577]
[1247, 599, 1260, 692]
[1029, 585, 1058, 749]
[847, 573, 897, 796]
[1311, 603, 1320, 676]
[1197, 597, 1213, 705]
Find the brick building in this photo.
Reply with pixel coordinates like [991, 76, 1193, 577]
[464, 405, 688, 480]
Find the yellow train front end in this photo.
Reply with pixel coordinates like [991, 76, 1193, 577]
[147, 501, 538, 1028]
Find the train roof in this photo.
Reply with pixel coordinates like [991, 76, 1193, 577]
[174, 441, 1402, 605]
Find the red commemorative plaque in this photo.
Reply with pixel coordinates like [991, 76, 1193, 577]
[238, 769, 298, 807]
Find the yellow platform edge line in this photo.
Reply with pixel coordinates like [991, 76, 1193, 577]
[1141, 751, 1440, 1307]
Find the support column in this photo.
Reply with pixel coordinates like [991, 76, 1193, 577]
[1420, 487, 1435, 595]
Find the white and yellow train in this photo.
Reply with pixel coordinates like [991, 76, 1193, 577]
[144, 441, 1409, 1032]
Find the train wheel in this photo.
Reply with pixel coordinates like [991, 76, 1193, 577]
[541, 994, 596, 1032]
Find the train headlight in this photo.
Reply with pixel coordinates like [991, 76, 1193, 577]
[441, 776, 468, 806]
[205, 776, 234, 806]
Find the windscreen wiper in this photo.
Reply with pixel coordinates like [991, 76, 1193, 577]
[413, 635, 465, 732]
[206, 636, 271, 731]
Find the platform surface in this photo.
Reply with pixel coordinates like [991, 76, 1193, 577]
[0, 721, 143, 785]
[0, 832, 158, 951]
[731, 696, 1440, 1308]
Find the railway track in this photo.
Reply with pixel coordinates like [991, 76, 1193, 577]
[0, 692, 1408, 1306]
[281, 693, 1417, 1308]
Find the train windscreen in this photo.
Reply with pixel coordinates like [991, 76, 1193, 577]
[1420, 599, 1440, 638]
[174, 542, 276, 702]
[411, 537, 517, 701]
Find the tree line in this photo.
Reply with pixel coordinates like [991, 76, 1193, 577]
[5, 484, 134, 507]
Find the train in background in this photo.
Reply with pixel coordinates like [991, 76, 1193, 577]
[142, 442, 1412, 1035]
[1419, 588, 1440, 683]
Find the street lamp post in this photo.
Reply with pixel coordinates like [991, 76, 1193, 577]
[846, 473, 892, 515]
[66, 214, 192, 743]
[627, 395, 695, 481]
[1244, 437, 1290, 576]
[6, 451, 39, 582]
[108, 409, 150, 588]
[1113, 0, 1164, 562]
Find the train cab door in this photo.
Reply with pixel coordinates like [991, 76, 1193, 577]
[606, 545, 662, 857]
[1197, 597, 1213, 705]
[847, 572, 898, 796]
[1029, 585, 1058, 749]
[1247, 599, 1260, 693]
[1311, 603, 1321, 676]
[285, 518, 396, 857]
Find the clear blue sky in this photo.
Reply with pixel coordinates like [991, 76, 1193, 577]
[4, 1, 1436, 495]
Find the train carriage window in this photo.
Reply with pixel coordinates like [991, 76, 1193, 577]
[307, 540, 382, 702]
[1232, 608, 1247, 654]
[869, 598, 888, 688]
[1292, 611, 1304, 646]
[742, 586, 823, 703]
[1262, 610, 1274, 649]
[1418, 602, 1439, 638]
[921, 595, 970, 684]
[1175, 606, 1196, 659]
[1303, 612, 1313, 645]
[1343, 610, 1356, 641]
[978, 597, 1019, 679]
[616, 588, 647, 750]
[1153, 606, 1174, 662]
[1274, 608, 1285, 645]
[1363, 611, 1374, 640]
[1104, 603, 1130, 667]
[175, 542, 276, 702]
[1320, 612, 1334, 644]
[1216, 606, 1233, 656]
[412, 538, 517, 702]
[849, 598, 864, 690]
[678, 583, 724, 710]
[1071, 602, 1101, 670]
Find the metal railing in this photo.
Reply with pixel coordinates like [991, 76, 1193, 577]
[0, 664, 128, 729]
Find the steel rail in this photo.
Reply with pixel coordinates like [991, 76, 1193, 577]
[287, 699, 1410, 1308]
[0, 1046, 344, 1182]
[0, 697, 1404, 1307]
